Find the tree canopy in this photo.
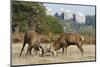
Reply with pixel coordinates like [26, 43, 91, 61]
[12, 1, 63, 34]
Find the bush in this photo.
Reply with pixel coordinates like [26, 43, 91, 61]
[12, 32, 24, 43]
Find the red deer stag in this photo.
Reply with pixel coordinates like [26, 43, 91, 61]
[48, 32, 84, 56]
[19, 30, 44, 57]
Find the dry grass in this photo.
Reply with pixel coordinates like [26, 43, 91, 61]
[12, 43, 96, 66]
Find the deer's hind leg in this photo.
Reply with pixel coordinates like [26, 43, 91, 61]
[19, 41, 26, 57]
[25, 44, 33, 56]
[76, 43, 84, 56]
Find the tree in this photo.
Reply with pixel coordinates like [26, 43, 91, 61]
[54, 12, 59, 19]
[85, 15, 96, 28]
[12, 1, 63, 34]
[46, 16, 63, 34]
[12, 1, 46, 32]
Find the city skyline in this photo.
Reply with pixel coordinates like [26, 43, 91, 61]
[44, 3, 95, 16]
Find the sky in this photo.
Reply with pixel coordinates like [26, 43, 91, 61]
[43, 3, 96, 16]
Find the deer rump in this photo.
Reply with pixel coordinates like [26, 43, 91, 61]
[19, 30, 44, 57]
[49, 32, 84, 56]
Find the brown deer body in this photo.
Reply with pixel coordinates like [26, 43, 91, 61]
[19, 30, 44, 57]
[49, 32, 84, 56]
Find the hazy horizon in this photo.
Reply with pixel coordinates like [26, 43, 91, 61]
[43, 3, 95, 16]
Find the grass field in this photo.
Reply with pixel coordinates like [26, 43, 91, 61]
[11, 43, 96, 66]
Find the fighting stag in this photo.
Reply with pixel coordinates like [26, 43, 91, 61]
[19, 30, 44, 57]
[48, 32, 84, 56]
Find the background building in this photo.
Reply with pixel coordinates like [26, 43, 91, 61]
[46, 7, 86, 24]
[65, 10, 73, 20]
[76, 12, 85, 24]
[45, 7, 52, 15]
